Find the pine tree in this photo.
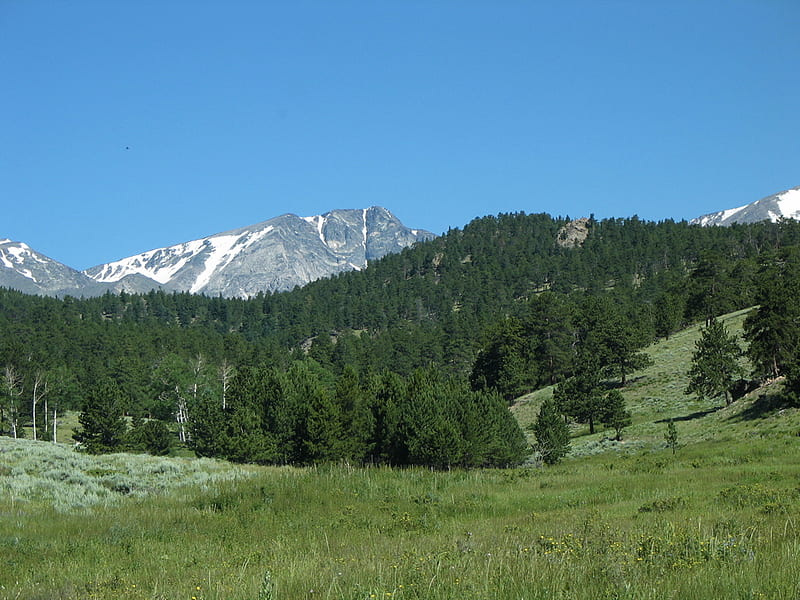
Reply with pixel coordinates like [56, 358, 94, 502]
[470, 317, 535, 402]
[686, 318, 744, 405]
[335, 366, 374, 462]
[73, 379, 128, 454]
[554, 350, 605, 434]
[744, 251, 800, 379]
[401, 368, 464, 469]
[137, 419, 173, 456]
[664, 419, 678, 455]
[298, 381, 344, 464]
[653, 291, 686, 339]
[366, 371, 405, 465]
[531, 397, 570, 465]
[526, 292, 574, 387]
[601, 390, 632, 441]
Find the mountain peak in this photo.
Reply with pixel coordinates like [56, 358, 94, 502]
[0, 239, 106, 297]
[691, 186, 800, 226]
[81, 206, 434, 298]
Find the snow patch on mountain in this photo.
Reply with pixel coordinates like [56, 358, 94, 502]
[0, 242, 46, 281]
[303, 215, 327, 246]
[691, 186, 800, 226]
[776, 188, 800, 218]
[362, 208, 368, 248]
[189, 226, 275, 293]
[90, 242, 204, 284]
[692, 204, 748, 227]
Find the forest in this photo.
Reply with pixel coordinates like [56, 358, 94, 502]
[2, 212, 800, 467]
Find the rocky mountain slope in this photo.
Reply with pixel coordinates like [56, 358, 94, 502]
[0, 239, 106, 297]
[691, 186, 800, 226]
[1, 207, 434, 298]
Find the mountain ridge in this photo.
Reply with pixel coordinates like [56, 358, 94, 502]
[1, 206, 434, 298]
[691, 185, 800, 226]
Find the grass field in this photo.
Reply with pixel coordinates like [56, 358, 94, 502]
[1, 309, 799, 599]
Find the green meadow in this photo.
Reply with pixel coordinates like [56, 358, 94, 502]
[2, 309, 799, 600]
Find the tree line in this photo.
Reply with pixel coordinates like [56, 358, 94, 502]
[74, 362, 529, 468]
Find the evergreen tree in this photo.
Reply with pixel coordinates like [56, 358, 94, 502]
[653, 291, 686, 339]
[664, 419, 679, 455]
[478, 392, 530, 467]
[531, 397, 570, 464]
[686, 318, 744, 405]
[601, 390, 632, 441]
[554, 350, 605, 434]
[401, 368, 464, 469]
[189, 399, 226, 457]
[294, 366, 344, 464]
[578, 295, 652, 386]
[686, 252, 738, 324]
[73, 379, 128, 454]
[744, 251, 800, 380]
[470, 317, 535, 402]
[198, 364, 278, 464]
[780, 360, 800, 406]
[128, 418, 173, 456]
[335, 366, 375, 462]
[526, 292, 574, 386]
[366, 371, 405, 465]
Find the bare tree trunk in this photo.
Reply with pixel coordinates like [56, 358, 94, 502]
[175, 385, 189, 444]
[31, 372, 48, 441]
[31, 391, 36, 441]
[219, 359, 234, 410]
[52, 407, 58, 444]
[3, 366, 23, 439]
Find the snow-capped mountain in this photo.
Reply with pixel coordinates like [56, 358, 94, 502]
[691, 186, 800, 226]
[0, 239, 106, 297]
[83, 207, 435, 298]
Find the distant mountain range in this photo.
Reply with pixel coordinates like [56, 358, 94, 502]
[1, 207, 434, 298]
[4, 187, 800, 299]
[691, 186, 800, 226]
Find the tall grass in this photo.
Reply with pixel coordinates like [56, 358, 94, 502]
[1, 438, 799, 599]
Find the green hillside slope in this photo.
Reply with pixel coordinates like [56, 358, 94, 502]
[513, 307, 800, 456]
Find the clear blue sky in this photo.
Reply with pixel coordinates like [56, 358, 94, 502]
[2, 1, 798, 270]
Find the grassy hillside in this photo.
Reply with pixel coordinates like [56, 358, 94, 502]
[511, 307, 799, 453]
[1, 310, 799, 599]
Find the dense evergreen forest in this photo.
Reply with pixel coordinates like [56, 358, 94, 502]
[3, 212, 800, 467]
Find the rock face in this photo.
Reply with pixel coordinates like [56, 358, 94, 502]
[81, 206, 435, 298]
[0, 240, 105, 297]
[556, 218, 590, 248]
[691, 186, 800, 226]
[1, 207, 434, 298]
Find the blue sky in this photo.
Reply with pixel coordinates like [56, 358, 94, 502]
[2, 1, 799, 270]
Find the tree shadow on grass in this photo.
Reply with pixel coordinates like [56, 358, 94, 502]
[728, 392, 797, 422]
[655, 407, 720, 424]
